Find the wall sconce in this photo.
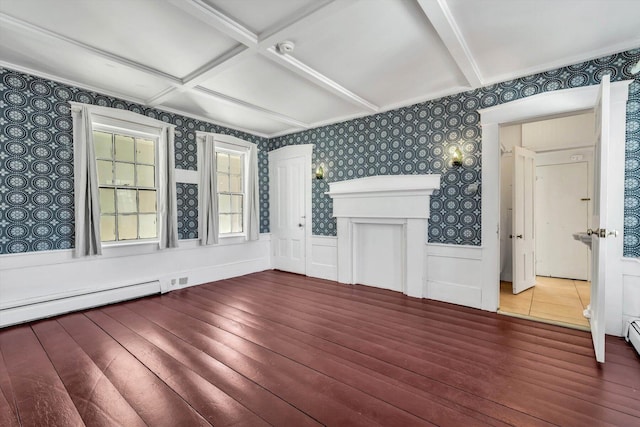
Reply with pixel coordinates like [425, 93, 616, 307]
[315, 164, 324, 179]
[451, 147, 463, 167]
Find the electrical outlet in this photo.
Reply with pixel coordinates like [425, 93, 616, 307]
[179, 277, 188, 285]
[171, 278, 176, 286]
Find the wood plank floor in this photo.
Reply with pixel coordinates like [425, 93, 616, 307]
[1, 270, 639, 426]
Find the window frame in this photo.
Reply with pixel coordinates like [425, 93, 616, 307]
[92, 120, 161, 246]
[196, 132, 254, 242]
[74, 105, 170, 248]
[215, 145, 246, 237]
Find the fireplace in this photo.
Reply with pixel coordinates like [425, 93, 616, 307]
[327, 175, 441, 298]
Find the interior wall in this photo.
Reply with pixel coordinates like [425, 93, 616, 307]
[269, 48, 640, 257]
[0, 66, 271, 256]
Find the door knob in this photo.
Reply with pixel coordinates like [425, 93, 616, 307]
[298, 223, 304, 228]
[509, 234, 523, 239]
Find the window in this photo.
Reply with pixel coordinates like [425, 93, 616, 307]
[71, 102, 177, 256]
[93, 129, 158, 242]
[196, 131, 259, 244]
[217, 150, 244, 234]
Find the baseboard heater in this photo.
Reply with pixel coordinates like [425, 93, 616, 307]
[0, 280, 160, 328]
[626, 319, 640, 357]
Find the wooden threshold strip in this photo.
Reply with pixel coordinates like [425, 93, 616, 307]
[0, 270, 638, 426]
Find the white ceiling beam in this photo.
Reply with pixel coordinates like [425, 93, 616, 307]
[146, 45, 253, 107]
[0, 13, 182, 85]
[166, 0, 258, 47]
[257, 0, 335, 45]
[257, 0, 378, 112]
[416, 0, 483, 88]
[264, 47, 379, 113]
[193, 86, 310, 129]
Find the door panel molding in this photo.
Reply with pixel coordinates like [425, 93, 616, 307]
[268, 144, 313, 274]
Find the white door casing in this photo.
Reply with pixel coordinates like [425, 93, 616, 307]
[512, 146, 537, 294]
[480, 79, 630, 341]
[268, 144, 313, 274]
[588, 74, 612, 363]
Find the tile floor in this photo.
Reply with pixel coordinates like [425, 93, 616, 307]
[499, 276, 591, 329]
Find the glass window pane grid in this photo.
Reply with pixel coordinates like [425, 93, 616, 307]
[216, 151, 244, 235]
[96, 130, 158, 242]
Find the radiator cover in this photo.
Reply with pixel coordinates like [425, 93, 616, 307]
[627, 319, 640, 356]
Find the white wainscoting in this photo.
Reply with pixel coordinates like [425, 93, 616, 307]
[307, 237, 485, 308]
[425, 243, 484, 308]
[0, 234, 271, 327]
[308, 236, 338, 281]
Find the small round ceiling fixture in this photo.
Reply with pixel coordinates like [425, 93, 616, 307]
[276, 40, 295, 55]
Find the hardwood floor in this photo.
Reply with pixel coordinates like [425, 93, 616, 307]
[1, 270, 638, 426]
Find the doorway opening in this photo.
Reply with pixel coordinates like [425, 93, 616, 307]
[498, 111, 594, 330]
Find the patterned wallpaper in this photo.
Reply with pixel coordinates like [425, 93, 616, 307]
[0, 68, 270, 253]
[271, 48, 640, 256]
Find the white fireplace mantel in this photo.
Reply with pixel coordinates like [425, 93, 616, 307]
[327, 174, 441, 298]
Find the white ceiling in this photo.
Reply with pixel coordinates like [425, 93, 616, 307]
[1, 0, 639, 138]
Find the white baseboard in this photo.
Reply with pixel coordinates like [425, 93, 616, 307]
[426, 280, 483, 309]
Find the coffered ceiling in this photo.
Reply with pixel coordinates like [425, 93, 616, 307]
[1, 0, 638, 137]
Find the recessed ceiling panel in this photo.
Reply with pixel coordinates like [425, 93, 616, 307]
[0, 25, 172, 101]
[448, 0, 640, 82]
[287, 0, 467, 107]
[198, 55, 365, 124]
[163, 91, 297, 136]
[0, 0, 239, 79]
[204, 0, 320, 34]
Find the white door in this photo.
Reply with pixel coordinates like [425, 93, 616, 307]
[512, 146, 536, 294]
[269, 146, 311, 274]
[589, 74, 612, 363]
[536, 162, 589, 280]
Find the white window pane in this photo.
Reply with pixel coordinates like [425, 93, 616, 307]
[231, 195, 243, 213]
[118, 215, 137, 240]
[94, 131, 112, 159]
[117, 189, 137, 213]
[114, 162, 135, 186]
[219, 194, 231, 213]
[99, 188, 115, 214]
[231, 214, 243, 233]
[137, 138, 155, 164]
[229, 154, 242, 174]
[217, 152, 229, 171]
[219, 214, 231, 234]
[217, 173, 229, 192]
[115, 134, 135, 162]
[230, 174, 242, 192]
[100, 215, 116, 242]
[137, 165, 155, 187]
[97, 160, 113, 185]
[139, 214, 157, 239]
[139, 190, 156, 213]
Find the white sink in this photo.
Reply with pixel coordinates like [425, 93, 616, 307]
[573, 232, 592, 248]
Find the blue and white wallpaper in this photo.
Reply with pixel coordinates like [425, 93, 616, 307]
[0, 68, 270, 253]
[271, 48, 640, 256]
[2, 48, 640, 256]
